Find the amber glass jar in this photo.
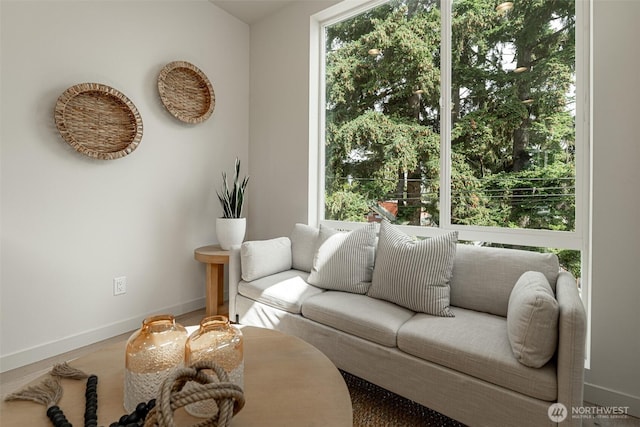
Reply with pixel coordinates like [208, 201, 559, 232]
[184, 315, 244, 417]
[123, 314, 188, 412]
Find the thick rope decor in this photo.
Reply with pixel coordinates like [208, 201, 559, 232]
[51, 362, 89, 380]
[4, 376, 63, 407]
[144, 361, 245, 427]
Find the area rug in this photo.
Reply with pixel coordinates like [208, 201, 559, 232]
[341, 370, 467, 426]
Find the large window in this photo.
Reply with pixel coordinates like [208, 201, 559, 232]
[312, 0, 590, 283]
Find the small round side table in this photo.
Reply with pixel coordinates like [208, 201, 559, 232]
[194, 245, 230, 316]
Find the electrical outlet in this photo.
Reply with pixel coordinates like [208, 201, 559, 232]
[113, 276, 127, 296]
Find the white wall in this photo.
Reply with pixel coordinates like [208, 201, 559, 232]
[248, 0, 640, 416]
[248, 0, 339, 240]
[586, 0, 640, 416]
[0, 0, 249, 371]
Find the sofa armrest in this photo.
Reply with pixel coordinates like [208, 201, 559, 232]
[556, 270, 587, 425]
[228, 245, 242, 323]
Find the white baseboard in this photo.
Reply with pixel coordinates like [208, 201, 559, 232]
[0, 298, 205, 373]
[584, 382, 640, 418]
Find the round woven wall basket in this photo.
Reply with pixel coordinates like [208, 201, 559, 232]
[54, 83, 143, 160]
[157, 61, 215, 124]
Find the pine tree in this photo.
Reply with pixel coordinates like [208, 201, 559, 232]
[325, 0, 576, 232]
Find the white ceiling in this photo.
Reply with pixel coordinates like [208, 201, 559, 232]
[210, 0, 297, 24]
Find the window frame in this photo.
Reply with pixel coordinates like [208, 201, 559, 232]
[311, 0, 590, 241]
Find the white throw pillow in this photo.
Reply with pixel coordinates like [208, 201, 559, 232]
[507, 271, 559, 368]
[368, 221, 458, 317]
[307, 223, 377, 294]
[289, 223, 319, 272]
[241, 237, 292, 282]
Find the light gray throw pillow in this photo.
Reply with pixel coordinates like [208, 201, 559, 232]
[368, 221, 458, 317]
[289, 223, 319, 272]
[507, 271, 559, 368]
[307, 223, 377, 294]
[241, 237, 292, 282]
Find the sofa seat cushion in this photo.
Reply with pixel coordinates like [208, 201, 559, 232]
[301, 291, 415, 348]
[238, 270, 323, 314]
[397, 308, 557, 401]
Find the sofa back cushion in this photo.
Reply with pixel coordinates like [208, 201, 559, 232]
[449, 244, 559, 317]
[290, 223, 319, 272]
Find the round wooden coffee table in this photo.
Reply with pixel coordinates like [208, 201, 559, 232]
[0, 326, 352, 426]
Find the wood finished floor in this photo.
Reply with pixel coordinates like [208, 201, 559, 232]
[2, 308, 638, 426]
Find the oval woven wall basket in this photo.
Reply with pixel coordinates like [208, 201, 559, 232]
[157, 61, 215, 124]
[54, 83, 143, 160]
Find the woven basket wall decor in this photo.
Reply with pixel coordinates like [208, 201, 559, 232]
[157, 61, 215, 124]
[54, 83, 143, 160]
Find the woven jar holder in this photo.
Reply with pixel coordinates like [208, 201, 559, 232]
[157, 61, 215, 124]
[54, 83, 143, 160]
[144, 361, 245, 427]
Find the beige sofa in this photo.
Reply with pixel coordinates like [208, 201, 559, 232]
[228, 222, 586, 426]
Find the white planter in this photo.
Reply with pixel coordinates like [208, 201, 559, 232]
[216, 218, 246, 250]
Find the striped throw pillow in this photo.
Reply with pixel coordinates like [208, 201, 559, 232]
[368, 221, 458, 317]
[307, 223, 377, 294]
